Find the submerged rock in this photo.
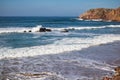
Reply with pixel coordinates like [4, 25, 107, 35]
[79, 7, 120, 22]
[61, 29, 69, 32]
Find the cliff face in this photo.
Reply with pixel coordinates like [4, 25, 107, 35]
[79, 7, 120, 22]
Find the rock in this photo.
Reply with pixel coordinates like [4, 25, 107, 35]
[61, 29, 69, 32]
[46, 29, 52, 32]
[102, 66, 120, 80]
[114, 66, 120, 80]
[102, 77, 112, 80]
[39, 27, 46, 32]
[23, 31, 26, 32]
[79, 7, 120, 22]
[23, 27, 52, 33]
[114, 66, 120, 75]
[28, 30, 32, 32]
[39, 28, 52, 32]
[113, 76, 120, 80]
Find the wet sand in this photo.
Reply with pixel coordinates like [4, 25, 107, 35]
[0, 41, 120, 80]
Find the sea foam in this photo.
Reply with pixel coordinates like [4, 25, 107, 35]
[32, 25, 42, 32]
[0, 25, 120, 33]
[0, 34, 120, 59]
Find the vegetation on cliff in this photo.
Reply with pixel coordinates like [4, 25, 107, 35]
[79, 7, 120, 22]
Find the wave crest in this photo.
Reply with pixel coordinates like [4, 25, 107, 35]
[0, 25, 120, 33]
[0, 34, 120, 59]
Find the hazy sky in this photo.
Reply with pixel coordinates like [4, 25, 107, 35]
[0, 0, 120, 16]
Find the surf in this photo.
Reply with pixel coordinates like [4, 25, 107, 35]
[0, 34, 120, 59]
[0, 24, 120, 33]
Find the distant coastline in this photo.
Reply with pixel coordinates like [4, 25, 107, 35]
[79, 7, 120, 22]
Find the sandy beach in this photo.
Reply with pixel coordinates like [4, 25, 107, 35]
[0, 41, 120, 80]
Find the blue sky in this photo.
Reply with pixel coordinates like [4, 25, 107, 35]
[0, 0, 120, 16]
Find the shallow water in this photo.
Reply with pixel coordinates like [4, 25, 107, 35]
[0, 41, 120, 80]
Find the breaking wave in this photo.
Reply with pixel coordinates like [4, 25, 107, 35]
[0, 34, 120, 59]
[0, 25, 120, 34]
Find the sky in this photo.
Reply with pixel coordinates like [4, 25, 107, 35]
[0, 0, 120, 16]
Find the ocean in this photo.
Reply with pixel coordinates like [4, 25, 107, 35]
[0, 17, 120, 80]
[0, 17, 120, 57]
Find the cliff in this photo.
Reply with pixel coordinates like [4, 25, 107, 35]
[79, 7, 120, 22]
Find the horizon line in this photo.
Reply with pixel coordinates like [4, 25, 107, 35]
[0, 16, 79, 17]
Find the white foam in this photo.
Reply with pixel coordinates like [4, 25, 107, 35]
[32, 25, 42, 32]
[107, 25, 120, 28]
[1, 34, 120, 80]
[67, 26, 106, 30]
[48, 25, 120, 31]
[0, 34, 120, 59]
[76, 18, 84, 21]
[76, 18, 112, 22]
[0, 25, 43, 33]
[0, 24, 120, 34]
[68, 25, 120, 30]
[76, 18, 102, 21]
[0, 27, 28, 33]
[91, 19, 103, 21]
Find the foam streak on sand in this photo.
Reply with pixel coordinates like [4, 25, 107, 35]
[0, 34, 120, 59]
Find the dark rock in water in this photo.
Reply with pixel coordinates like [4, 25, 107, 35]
[24, 31, 26, 32]
[39, 27, 52, 32]
[61, 29, 69, 32]
[28, 30, 32, 32]
[23, 27, 52, 33]
[39, 27, 46, 32]
[46, 29, 52, 32]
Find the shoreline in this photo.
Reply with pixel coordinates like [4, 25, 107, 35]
[0, 41, 120, 80]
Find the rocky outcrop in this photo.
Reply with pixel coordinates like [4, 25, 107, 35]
[24, 27, 52, 33]
[102, 66, 120, 80]
[39, 27, 52, 32]
[79, 7, 120, 22]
